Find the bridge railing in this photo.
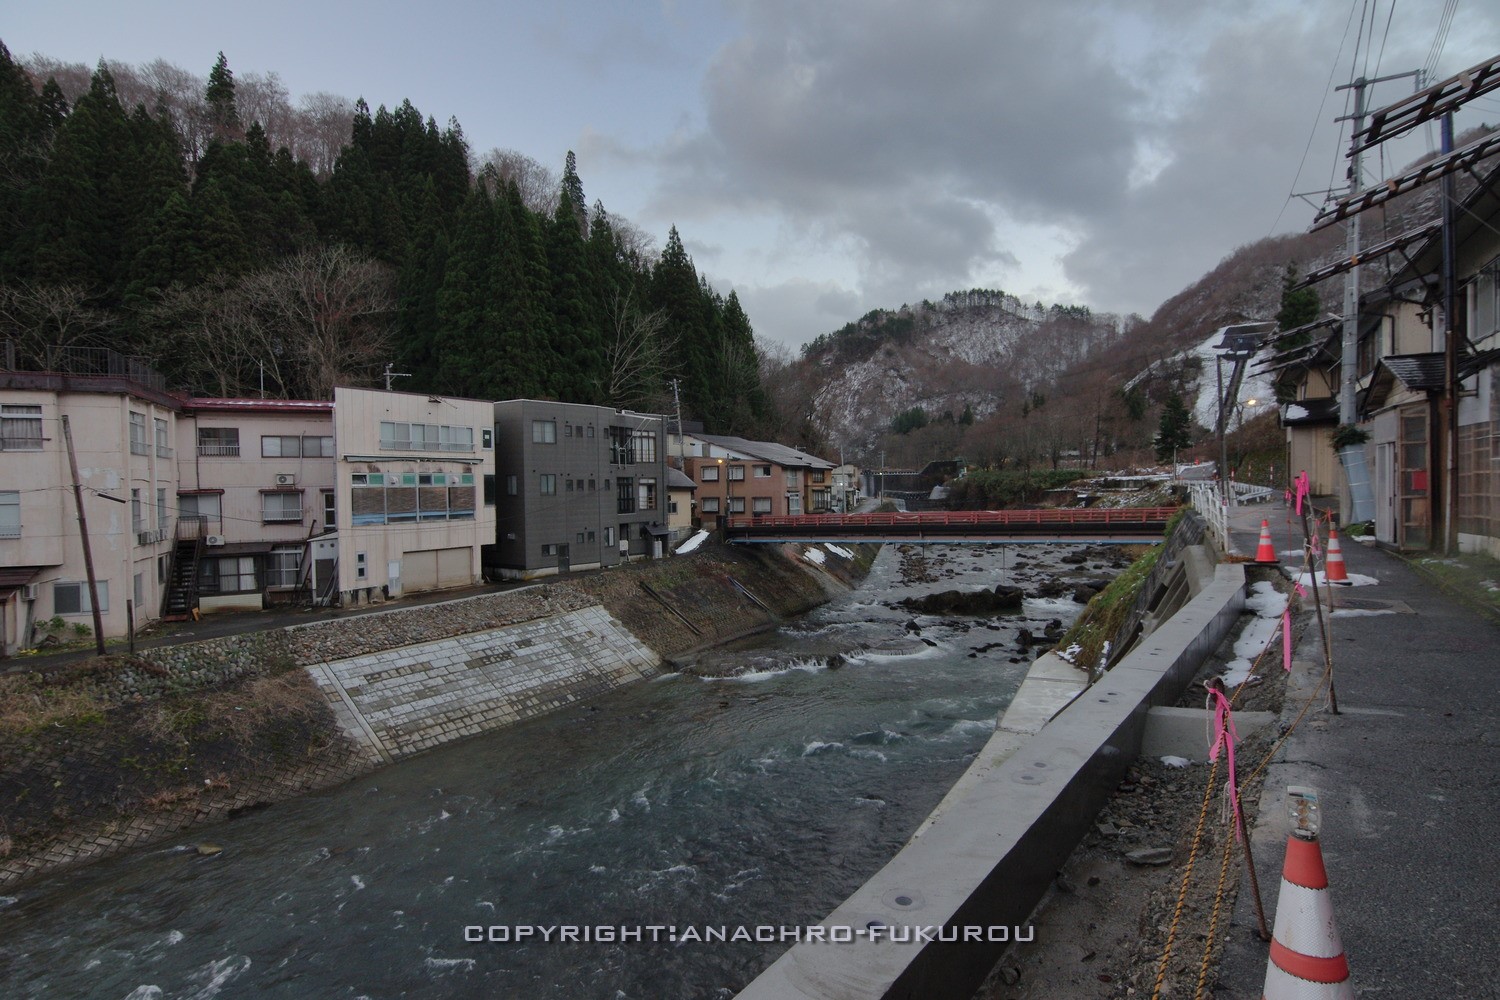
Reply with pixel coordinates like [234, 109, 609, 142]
[724, 507, 1179, 531]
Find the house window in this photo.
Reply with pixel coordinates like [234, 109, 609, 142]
[701, 465, 720, 482]
[586, 426, 594, 438]
[588, 530, 596, 542]
[0, 490, 19, 538]
[134, 572, 144, 608]
[262, 491, 303, 523]
[576, 531, 585, 544]
[541, 543, 559, 556]
[200, 556, 256, 594]
[262, 435, 302, 457]
[603, 527, 613, 545]
[155, 418, 172, 458]
[701, 497, 720, 513]
[322, 490, 336, 528]
[728, 465, 745, 481]
[729, 497, 746, 513]
[302, 435, 334, 457]
[811, 470, 826, 484]
[54, 580, 107, 615]
[131, 489, 143, 535]
[0, 405, 43, 451]
[157, 488, 168, 535]
[129, 412, 148, 455]
[588, 478, 596, 491]
[356, 552, 367, 580]
[506, 475, 518, 495]
[483, 474, 496, 506]
[566, 478, 575, 492]
[380, 421, 474, 451]
[266, 547, 302, 588]
[617, 477, 636, 514]
[197, 427, 239, 456]
[608, 426, 634, 464]
[637, 477, 657, 511]
[532, 420, 557, 444]
[540, 474, 557, 496]
[753, 465, 771, 478]
[669, 499, 679, 515]
[632, 429, 657, 463]
[178, 493, 221, 525]
[482, 428, 493, 449]
[753, 497, 773, 514]
[565, 424, 573, 438]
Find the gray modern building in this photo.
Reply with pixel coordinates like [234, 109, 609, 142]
[489, 400, 670, 579]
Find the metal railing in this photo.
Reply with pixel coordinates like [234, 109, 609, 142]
[1184, 481, 1229, 554]
[2, 339, 168, 392]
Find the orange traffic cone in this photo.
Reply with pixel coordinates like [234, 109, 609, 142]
[1325, 528, 1351, 585]
[1255, 520, 1278, 564]
[1263, 833, 1353, 998]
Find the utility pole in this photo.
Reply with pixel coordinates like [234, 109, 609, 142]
[1440, 111, 1458, 554]
[670, 377, 684, 469]
[61, 415, 107, 656]
[1336, 77, 1368, 429]
[382, 362, 411, 392]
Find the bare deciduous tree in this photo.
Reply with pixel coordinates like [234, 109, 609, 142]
[243, 246, 396, 399]
[604, 288, 676, 411]
[477, 148, 558, 215]
[294, 92, 353, 177]
[0, 281, 113, 368]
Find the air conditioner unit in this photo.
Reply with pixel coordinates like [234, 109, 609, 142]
[21, 583, 38, 602]
[275, 473, 297, 486]
[205, 534, 226, 547]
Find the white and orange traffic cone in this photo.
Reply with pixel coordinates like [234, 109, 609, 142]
[1264, 788, 1352, 999]
[1255, 520, 1278, 564]
[1324, 528, 1351, 585]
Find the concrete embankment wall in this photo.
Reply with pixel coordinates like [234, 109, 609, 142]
[307, 604, 659, 764]
[736, 537, 1245, 999]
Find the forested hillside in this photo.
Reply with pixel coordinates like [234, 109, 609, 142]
[0, 44, 767, 433]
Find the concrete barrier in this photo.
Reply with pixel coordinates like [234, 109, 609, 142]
[734, 562, 1245, 1000]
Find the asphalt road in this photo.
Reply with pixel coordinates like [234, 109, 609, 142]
[1216, 503, 1500, 997]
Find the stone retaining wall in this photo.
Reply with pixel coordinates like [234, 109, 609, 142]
[307, 605, 659, 762]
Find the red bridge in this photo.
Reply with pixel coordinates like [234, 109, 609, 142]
[724, 507, 1178, 544]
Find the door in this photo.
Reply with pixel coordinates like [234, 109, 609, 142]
[1374, 442, 1395, 544]
[558, 543, 571, 573]
[1398, 406, 1429, 549]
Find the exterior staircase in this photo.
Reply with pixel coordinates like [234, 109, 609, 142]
[161, 521, 205, 621]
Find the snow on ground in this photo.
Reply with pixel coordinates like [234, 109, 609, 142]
[1187, 330, 1276, 434]
[674, 530, 709, 555]
[1220, 581, 1287, 688]
[1330, 608, 1396, 617]
[825, 543, 855, 559]
[802, 547, 826, 565]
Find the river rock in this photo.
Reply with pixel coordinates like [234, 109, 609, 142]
[1125, 847, 1173, 866]
[897, 584, 1023, 615]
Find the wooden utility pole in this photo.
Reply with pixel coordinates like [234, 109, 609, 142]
[61, 414, 107, 655]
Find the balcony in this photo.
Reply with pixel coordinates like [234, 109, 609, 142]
[198, 442, 240, 457]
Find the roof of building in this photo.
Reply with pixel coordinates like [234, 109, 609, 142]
[693, 434, 836, 470]
[1281, 397, 1339, 425]
[186, 398, 334, 414]
[1379, 353, 1449, 391]
[667, 467, 696, 490]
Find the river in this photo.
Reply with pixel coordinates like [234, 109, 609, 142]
[0, 543, 1089, 1000]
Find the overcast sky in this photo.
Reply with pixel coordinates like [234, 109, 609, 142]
[7, 1, 1499, 348]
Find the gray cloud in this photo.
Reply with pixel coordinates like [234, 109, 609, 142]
[647, 0, 1499, 334]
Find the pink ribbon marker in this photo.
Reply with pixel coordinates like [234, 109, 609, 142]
[1282, 609, 1293, 672]
[1207, 687, 1242, 837]
[1294, 471, 1310, 515]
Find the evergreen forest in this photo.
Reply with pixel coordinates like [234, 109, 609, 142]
[0, 45, 768, 434]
